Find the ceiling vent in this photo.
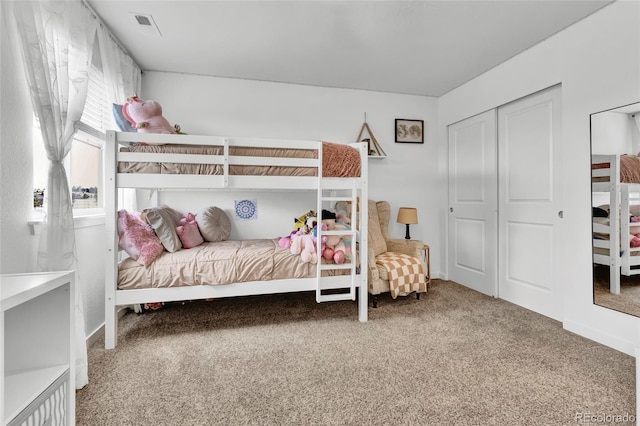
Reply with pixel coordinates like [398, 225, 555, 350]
[130, 13, 162, 38]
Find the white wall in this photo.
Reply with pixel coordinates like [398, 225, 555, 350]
[591, 111, 634, 155]
[438, 1, 640, 355]
[141, 72, 442, 265]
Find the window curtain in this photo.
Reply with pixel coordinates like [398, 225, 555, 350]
[10, 0, 98, 389]
[96, 24, 142, 212]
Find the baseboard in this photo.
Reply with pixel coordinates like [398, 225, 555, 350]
[86, 307, 130, 349]
[563, 318, 637, 357]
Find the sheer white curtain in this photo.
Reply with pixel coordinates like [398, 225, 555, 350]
[10, 0, 98, 389]
[97, 24, 141, 103]
[96, 24, 142, 211]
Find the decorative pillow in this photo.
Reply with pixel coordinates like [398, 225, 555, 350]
[176, 213, 204, 249]
[141, 205, 184, 252]
[196, 206, 231, 242]
[117, 210, 164, 267]
[112, 103, 137, 132]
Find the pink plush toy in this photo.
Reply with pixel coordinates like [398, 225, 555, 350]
[289, 216, 321, 264]
[324, 239, 346, 264]
[176, 212, 204, 249]
[290, 232, 302, 255]
[279, 231, 297, 249]
[290, 232, 318, 264]
[122, 96, 178, 134]
[299, 234, 318, 264]
[321, 218, 349, 264]
[333, 201, 351, 225]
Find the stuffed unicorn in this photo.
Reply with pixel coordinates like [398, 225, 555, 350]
[122, 96, 178, 134]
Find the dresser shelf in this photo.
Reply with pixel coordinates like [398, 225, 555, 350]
[1, 271, 75, 426]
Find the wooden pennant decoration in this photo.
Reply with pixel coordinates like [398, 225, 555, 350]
[356, 116, 386, 157]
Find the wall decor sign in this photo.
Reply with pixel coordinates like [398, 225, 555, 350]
[395, 119, 424, 143]
[234, 199, 258, 220]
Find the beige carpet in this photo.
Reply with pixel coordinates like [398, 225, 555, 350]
[77, 280, 636, 426]
[593, 264, 640, 317]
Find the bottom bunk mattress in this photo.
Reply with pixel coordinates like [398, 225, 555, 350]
[118, 238, 353, 290]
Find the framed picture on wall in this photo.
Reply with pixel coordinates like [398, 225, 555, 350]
[395, 119, 424, 143]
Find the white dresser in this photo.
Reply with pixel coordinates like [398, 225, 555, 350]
[1, 271, 75, 426]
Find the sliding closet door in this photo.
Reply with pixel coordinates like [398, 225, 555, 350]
[497, 86, 563, 321]
[447, 110, 498, 297]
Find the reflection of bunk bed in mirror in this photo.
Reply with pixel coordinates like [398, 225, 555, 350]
[592, 154, 640, 294]
[104, 131, 369, 349]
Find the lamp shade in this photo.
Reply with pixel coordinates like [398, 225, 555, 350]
[397, 207, 418, 225]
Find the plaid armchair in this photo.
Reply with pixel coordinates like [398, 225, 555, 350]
[367, 200, 425, 308]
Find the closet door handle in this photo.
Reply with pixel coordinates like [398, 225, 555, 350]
[558, 210, 563, 218]
[449, 207, 453, 212]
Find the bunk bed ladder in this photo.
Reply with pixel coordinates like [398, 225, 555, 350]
[315, 181, 359, 303]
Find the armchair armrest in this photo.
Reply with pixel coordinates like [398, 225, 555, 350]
[387, 239, 423, 258]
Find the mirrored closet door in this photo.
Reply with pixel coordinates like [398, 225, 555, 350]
[591, 101, 640, 317]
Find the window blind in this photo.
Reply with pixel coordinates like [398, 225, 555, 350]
[79, 62, 110, 136]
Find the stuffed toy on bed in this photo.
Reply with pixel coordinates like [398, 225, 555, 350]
[122, 96, 180, 134]
[292, 210, 317, 233]
[290, 216, 321, 264]
[321, 214, 350, 264]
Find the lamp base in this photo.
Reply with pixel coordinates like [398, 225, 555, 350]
[405, 224, 411, 240]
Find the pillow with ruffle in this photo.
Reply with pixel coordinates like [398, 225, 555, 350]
[117, 210, 164, 267]
[196, 206, 231, 242]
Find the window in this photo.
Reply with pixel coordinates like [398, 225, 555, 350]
[33, 47, 110, 216]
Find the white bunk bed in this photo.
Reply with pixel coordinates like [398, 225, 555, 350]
[592, 154, 640, 295]
[104, 131, 369, 349]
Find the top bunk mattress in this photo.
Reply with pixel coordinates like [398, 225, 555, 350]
[118, 141, 361, 178]
[592, 155, 640, 184]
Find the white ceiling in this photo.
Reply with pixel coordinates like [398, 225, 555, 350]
[88, 0, 613, 97]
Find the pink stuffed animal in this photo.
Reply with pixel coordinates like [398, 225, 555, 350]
[290, 232, 318, 264]
[278, 231, 297, 249]
[289, 216, 321, 264]
[176, 212, 204, 249]
[321, 218, 349, 264]
[122, 96, 178, 134]
[299, 234, 318, 264]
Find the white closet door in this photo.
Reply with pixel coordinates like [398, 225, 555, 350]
[448, 109, 498, 297]
[497, 86, 563, 321]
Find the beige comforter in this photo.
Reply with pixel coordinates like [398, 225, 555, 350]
[118, 239, 351, 290]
